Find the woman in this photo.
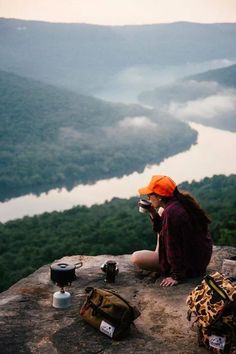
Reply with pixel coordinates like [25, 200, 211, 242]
[131, 175, 213, 287]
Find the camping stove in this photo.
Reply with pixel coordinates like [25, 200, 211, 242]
[52, 287, 71, 308]
[50, 262, 82, 308]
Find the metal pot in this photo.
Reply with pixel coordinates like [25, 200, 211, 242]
[50, 262, 82, 287]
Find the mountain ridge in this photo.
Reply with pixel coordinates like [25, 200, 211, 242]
[186, 64, 236, 88]
[1, 18, 236, 94]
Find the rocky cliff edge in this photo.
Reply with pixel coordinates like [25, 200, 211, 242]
[0, 246, 235, 354]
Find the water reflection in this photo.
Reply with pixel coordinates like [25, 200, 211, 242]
[1, 122, 236, 223]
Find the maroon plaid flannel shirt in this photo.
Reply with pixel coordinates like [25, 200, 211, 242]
[152, 198, 213, 280]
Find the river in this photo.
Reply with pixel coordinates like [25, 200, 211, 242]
[1, 122, 236, 223]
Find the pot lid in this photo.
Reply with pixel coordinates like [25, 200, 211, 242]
[50, 263, 75, 272]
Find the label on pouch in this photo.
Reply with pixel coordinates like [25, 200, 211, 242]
[209, 335, 226, 350]
[100, 320, 115, 338]
[222, 259, 236, 278]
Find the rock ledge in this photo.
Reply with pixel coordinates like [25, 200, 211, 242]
[0, 246, 235, 354]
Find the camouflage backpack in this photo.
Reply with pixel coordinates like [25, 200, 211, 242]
[186, 272, 236, 354]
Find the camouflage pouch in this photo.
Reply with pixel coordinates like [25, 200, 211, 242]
[186, 272, 236, 353]
[198, 312, 236, 354]
[80, 287, 140, 340]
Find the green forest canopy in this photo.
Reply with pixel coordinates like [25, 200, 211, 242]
[0, 174, 235, 292]
[0, 70, 196, 200]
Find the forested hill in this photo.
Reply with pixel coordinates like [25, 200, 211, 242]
[0, 174, 235, 292]
[138, 63, 236, 132]
[187, 64, 236, 88]
[1, 19, 236, 94]
[0, 70, 196, 200]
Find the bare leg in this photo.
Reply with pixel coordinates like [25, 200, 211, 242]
[131, 250, 160, 272]
[131, 233, 160, 271]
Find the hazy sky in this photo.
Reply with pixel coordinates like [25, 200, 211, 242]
[1, 0, 236, 25]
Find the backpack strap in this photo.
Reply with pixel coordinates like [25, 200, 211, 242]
[205, 275, 230, 301]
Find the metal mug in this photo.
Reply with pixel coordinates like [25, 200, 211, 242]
[101, 260, 119, 283]
[138, 199, 151, 213]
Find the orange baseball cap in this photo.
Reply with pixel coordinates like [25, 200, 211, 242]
[138, 175, 177, 197]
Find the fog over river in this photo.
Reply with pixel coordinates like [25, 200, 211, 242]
[1, 122, 236, 223]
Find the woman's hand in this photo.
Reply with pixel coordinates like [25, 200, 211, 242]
[160, 277, 178, 287]
[149, 206, 158, 219]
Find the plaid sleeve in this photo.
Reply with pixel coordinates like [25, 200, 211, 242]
[162, 208, 187, 280]
[149, 212, 162, 233]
